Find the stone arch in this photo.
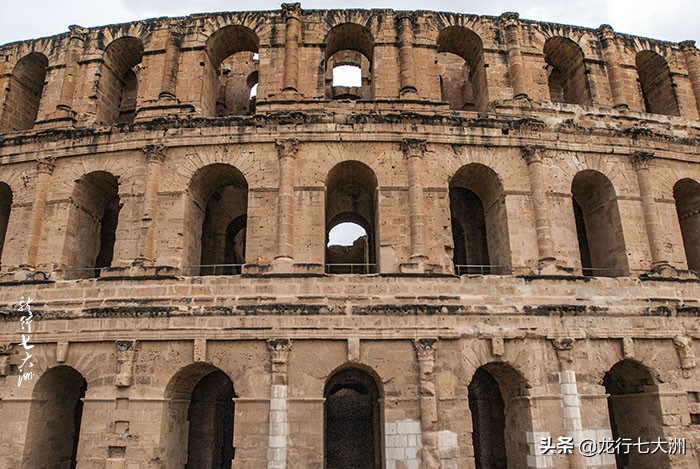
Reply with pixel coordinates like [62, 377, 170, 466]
[543, 36, 591, 106]
[673, 178, 700, 271]
[449, 163, 511, 274]
[324, 365, 383, 469]
[468, 362, 530, 469]
[0, 52, 48, 132]
[21, 366, 87, 469]
[184, 163, 248, 275]
[325, 160, 378, 273]
[162, 363, 236, 469]
[571, 170, 628, 277]
[96, 37, 144, 125]
[0, 182, 12, 267]
[603, 359, 666, 469]
[636, 50, 680, 116]
[62, 171, 121, 279]
[205, 25, 259, 117]
[324, 23, 374, 100]
[436, 26, 489, 111]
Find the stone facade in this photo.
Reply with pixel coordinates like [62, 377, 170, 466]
[0, 5, 699, 469]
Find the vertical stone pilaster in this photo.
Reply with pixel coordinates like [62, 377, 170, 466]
[680, 40, 700, 116]
[45, 25, 86, 124]
[115, 340, 136, 387]
[414, 339, 439, 469]
[138, 144, 166, 264]
[159, 20, 183, 101]
[267, 339, 292, 469]
[397, 13, 417, 97]
[401, 139, 427, 270]
[598, 25, 628, 109]
[273, 139, 298, 272]
[282, 3, 302, 94]
[630, 152, 671, 270]
[500, 12, 529, 99]
[522, 147, 557, 272]
[24, 156, 55, 269]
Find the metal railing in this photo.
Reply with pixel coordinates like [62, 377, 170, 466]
[454, 264, 508, 276]
[182, 264, 244, 276]
[325, 263, 377, 274]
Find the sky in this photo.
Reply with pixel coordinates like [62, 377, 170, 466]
[0, 0, 698, 46]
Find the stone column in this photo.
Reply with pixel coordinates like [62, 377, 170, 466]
[630, 152, 669, 269]
[500, 12, 529, 99]
[24, 156, 55, 269]
[138, 144, 166, 264]
[273, 139, 298, 272]
[598, 25, 628, 109]
[402, 139, 427, 268]
[159, 21, 183, 102]
[521, 146, 557, 270]
[397, 13, 418, 98]
[680, 40, 700, 115]
[50, 25, 87, 123]
[267, 339, 292, 469]
[414, 339, 439, 469]
[281, 3, 301, 93]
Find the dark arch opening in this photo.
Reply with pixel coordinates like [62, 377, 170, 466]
[604, 360, 665, 469]
[449, 164, 511, 275]
[0, 52, 48, 132]
[0, 182, 12, 266]
[437, 26, 489, 111]
[63, 171, 121, 279]
[571, 170, 628, 277]
[206, 25, 259, 117]
[543, 37, 591, 106]
[324, 367, 382, 469]
[325, 161, 378, 274]
[636, 50, 680, 116]
[673, 178, 700, 271]
[97, 37, 144, 125]
[324, 23, 374, 100]
[186, 164, 248, 276]
[22, 366, 87, 469]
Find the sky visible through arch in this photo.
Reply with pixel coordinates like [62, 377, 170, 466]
[0, 0, 697, 45]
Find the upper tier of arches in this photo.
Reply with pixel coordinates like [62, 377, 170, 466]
[0, 8, 698, 133]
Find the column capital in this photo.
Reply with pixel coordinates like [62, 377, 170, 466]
[68, 24, 87, 41]
[499, 12, 520, 27]
[551, 338, 575, 364]
[397, 11, 416, 23]
[521, 145, 547, 164]
[679, 40, 697, 52]
[597, 24, 616, 41]
[36, 156, 56, 174]
[281, 2, 301, 19]
[630, 151, 654, 170]
[267, 338, 293, 362]
[276, 138, 299, 159]
[142, 144, 167, 163]
[401, 138, 426, 158]
[413, 338, 437, 361]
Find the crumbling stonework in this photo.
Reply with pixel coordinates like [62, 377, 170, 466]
[0, 5, 699, 469]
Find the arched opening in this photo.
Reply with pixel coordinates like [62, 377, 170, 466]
[185, 164, 248, 276]
[636, 51, 680, 116]
[0, 52, 48, 132]
[571, 170, 628, 277]
[468, 363, 530, 469]
[246, 70, 259, 115]
[324, 367, 382, 469]
[604, 360, 665, 469]
[325, 161, 377, 274]
[0, 182, 12, 266]
[163, 364, 236, 469]
[62, 171, 121, 279]
[96, 37, 144, 125]
[543, 37, 591, 106]
[205, 25, 259, 117]
[449, 164, 511, 275]
[324, 23, 374, 100]
[437, 26, 489, 111]
[673, 178, 700, 271]
[22, 366, 87, 469]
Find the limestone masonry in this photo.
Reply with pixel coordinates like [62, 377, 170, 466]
[0, 4, 698, 469]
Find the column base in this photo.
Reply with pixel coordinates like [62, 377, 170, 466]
[272, 256, 295, 274]
[135, 99, 196, 121]
[532, 260, 574, 276]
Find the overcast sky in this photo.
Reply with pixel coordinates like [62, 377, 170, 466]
[1, 0, 698, 46]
